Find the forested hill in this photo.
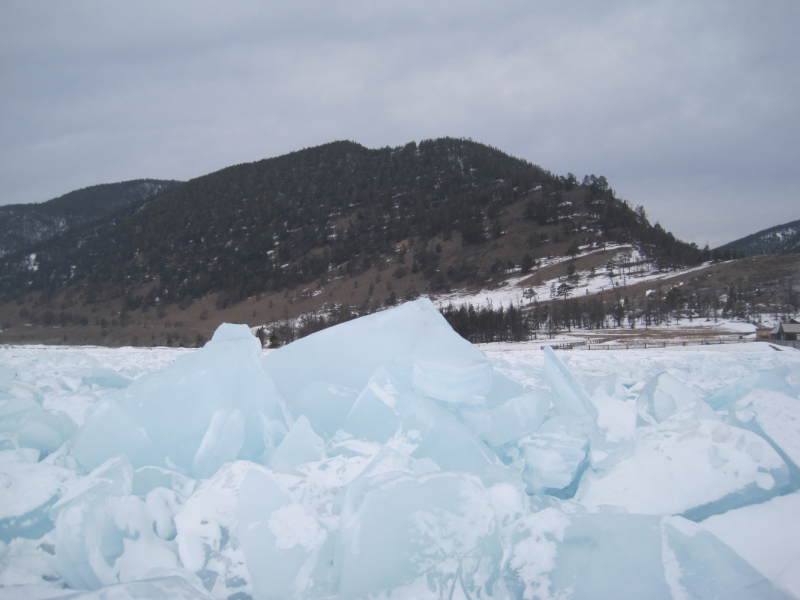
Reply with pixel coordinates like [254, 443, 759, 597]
[715, 219, 800, 258]
[0, 179, 182, 257]
[0, 138, 704, 309]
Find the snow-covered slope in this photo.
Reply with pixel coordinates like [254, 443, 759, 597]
[435, 243, 712, 308]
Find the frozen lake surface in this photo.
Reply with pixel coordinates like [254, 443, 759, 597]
[1, 299, 799, 599]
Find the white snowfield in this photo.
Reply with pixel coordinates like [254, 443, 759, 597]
[1, 299, 799, 600]
[433, 244, 721, 308]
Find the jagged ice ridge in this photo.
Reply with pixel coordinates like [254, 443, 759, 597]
[1, 299, 800, 599]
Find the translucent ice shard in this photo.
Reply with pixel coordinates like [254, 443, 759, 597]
[16, 408, 76, 455]
[145, 486, 183, 540]
[340, 368, 402, 445]
[705, 366, 797, 412]
[191, 408, 246, 479]
[264, 298, 492, 405]
[543, 346, 596, 419]
[0, 397, 40, 433]
[410, 401, 502, 478]
[335, 471, 502, 600]
[729, 389, 800, 483]
[519, 415, 591, 495]
[50, 455, 134, 521]
[580, 373, 629, 403]
[661, 516, 789, 600]
[0, 460, 76, 542]
[409, 314, 494, 403]
[506, 510, 789, 600]
[270, 414, 325, 469]
[81, 367, 132, 390]
[70, 324, 287, 475]
[0, 364, 16, 383]
[132, 466, 196, 500]
[237, 468, 329, 600]
[70, 398, 163, 471]
[174, 461, 262, 597]
[341, 367, 502, 479]
[287, 381, 358, 440]
[0, 378, 43, 405]
[336, 446, 441, 521]
[637, 371, 696, 424]
[589, 395, 636, 471]
[461, 389, 552, 448]
[700, 489, 800, 598]
[127, 324, 287, 470]
[482, 370, 529, 408]
[636, 371, 716, 427]
[54, 457, 178, 589]
[505, 507, 572, 600]
[576, 416, 789, 520]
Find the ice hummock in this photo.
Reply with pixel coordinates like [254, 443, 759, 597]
[1, 298, 799, 599]
[263, 299, 493, 405]
[70, 323, 289, 473]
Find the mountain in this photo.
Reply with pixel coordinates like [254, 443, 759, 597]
[0, 179, 182, 257]
[715, 219, 800, 258]
[0, 137, 734, 347]
[0, 139, 702, 307]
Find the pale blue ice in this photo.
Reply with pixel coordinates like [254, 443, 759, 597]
[0, 298, 795, 599]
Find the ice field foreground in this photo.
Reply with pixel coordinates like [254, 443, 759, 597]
[1, 300, 800, 599]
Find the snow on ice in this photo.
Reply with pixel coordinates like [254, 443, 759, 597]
[1, 299, 800, 599]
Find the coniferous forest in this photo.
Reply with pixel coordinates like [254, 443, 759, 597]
[0, 179, 181, 257]
[0, 138, 706, 311]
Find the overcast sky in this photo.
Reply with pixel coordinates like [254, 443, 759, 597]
[1, 1, 798, 247]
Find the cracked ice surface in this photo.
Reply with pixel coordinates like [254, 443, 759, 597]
[1, 299, 800, 599]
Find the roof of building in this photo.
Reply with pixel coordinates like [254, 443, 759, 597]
[777, 323, 800, 333]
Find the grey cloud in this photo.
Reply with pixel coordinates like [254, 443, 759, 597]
[1, 1, 798, 247]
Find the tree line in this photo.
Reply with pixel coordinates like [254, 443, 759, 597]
[439, 277, 799, 343]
